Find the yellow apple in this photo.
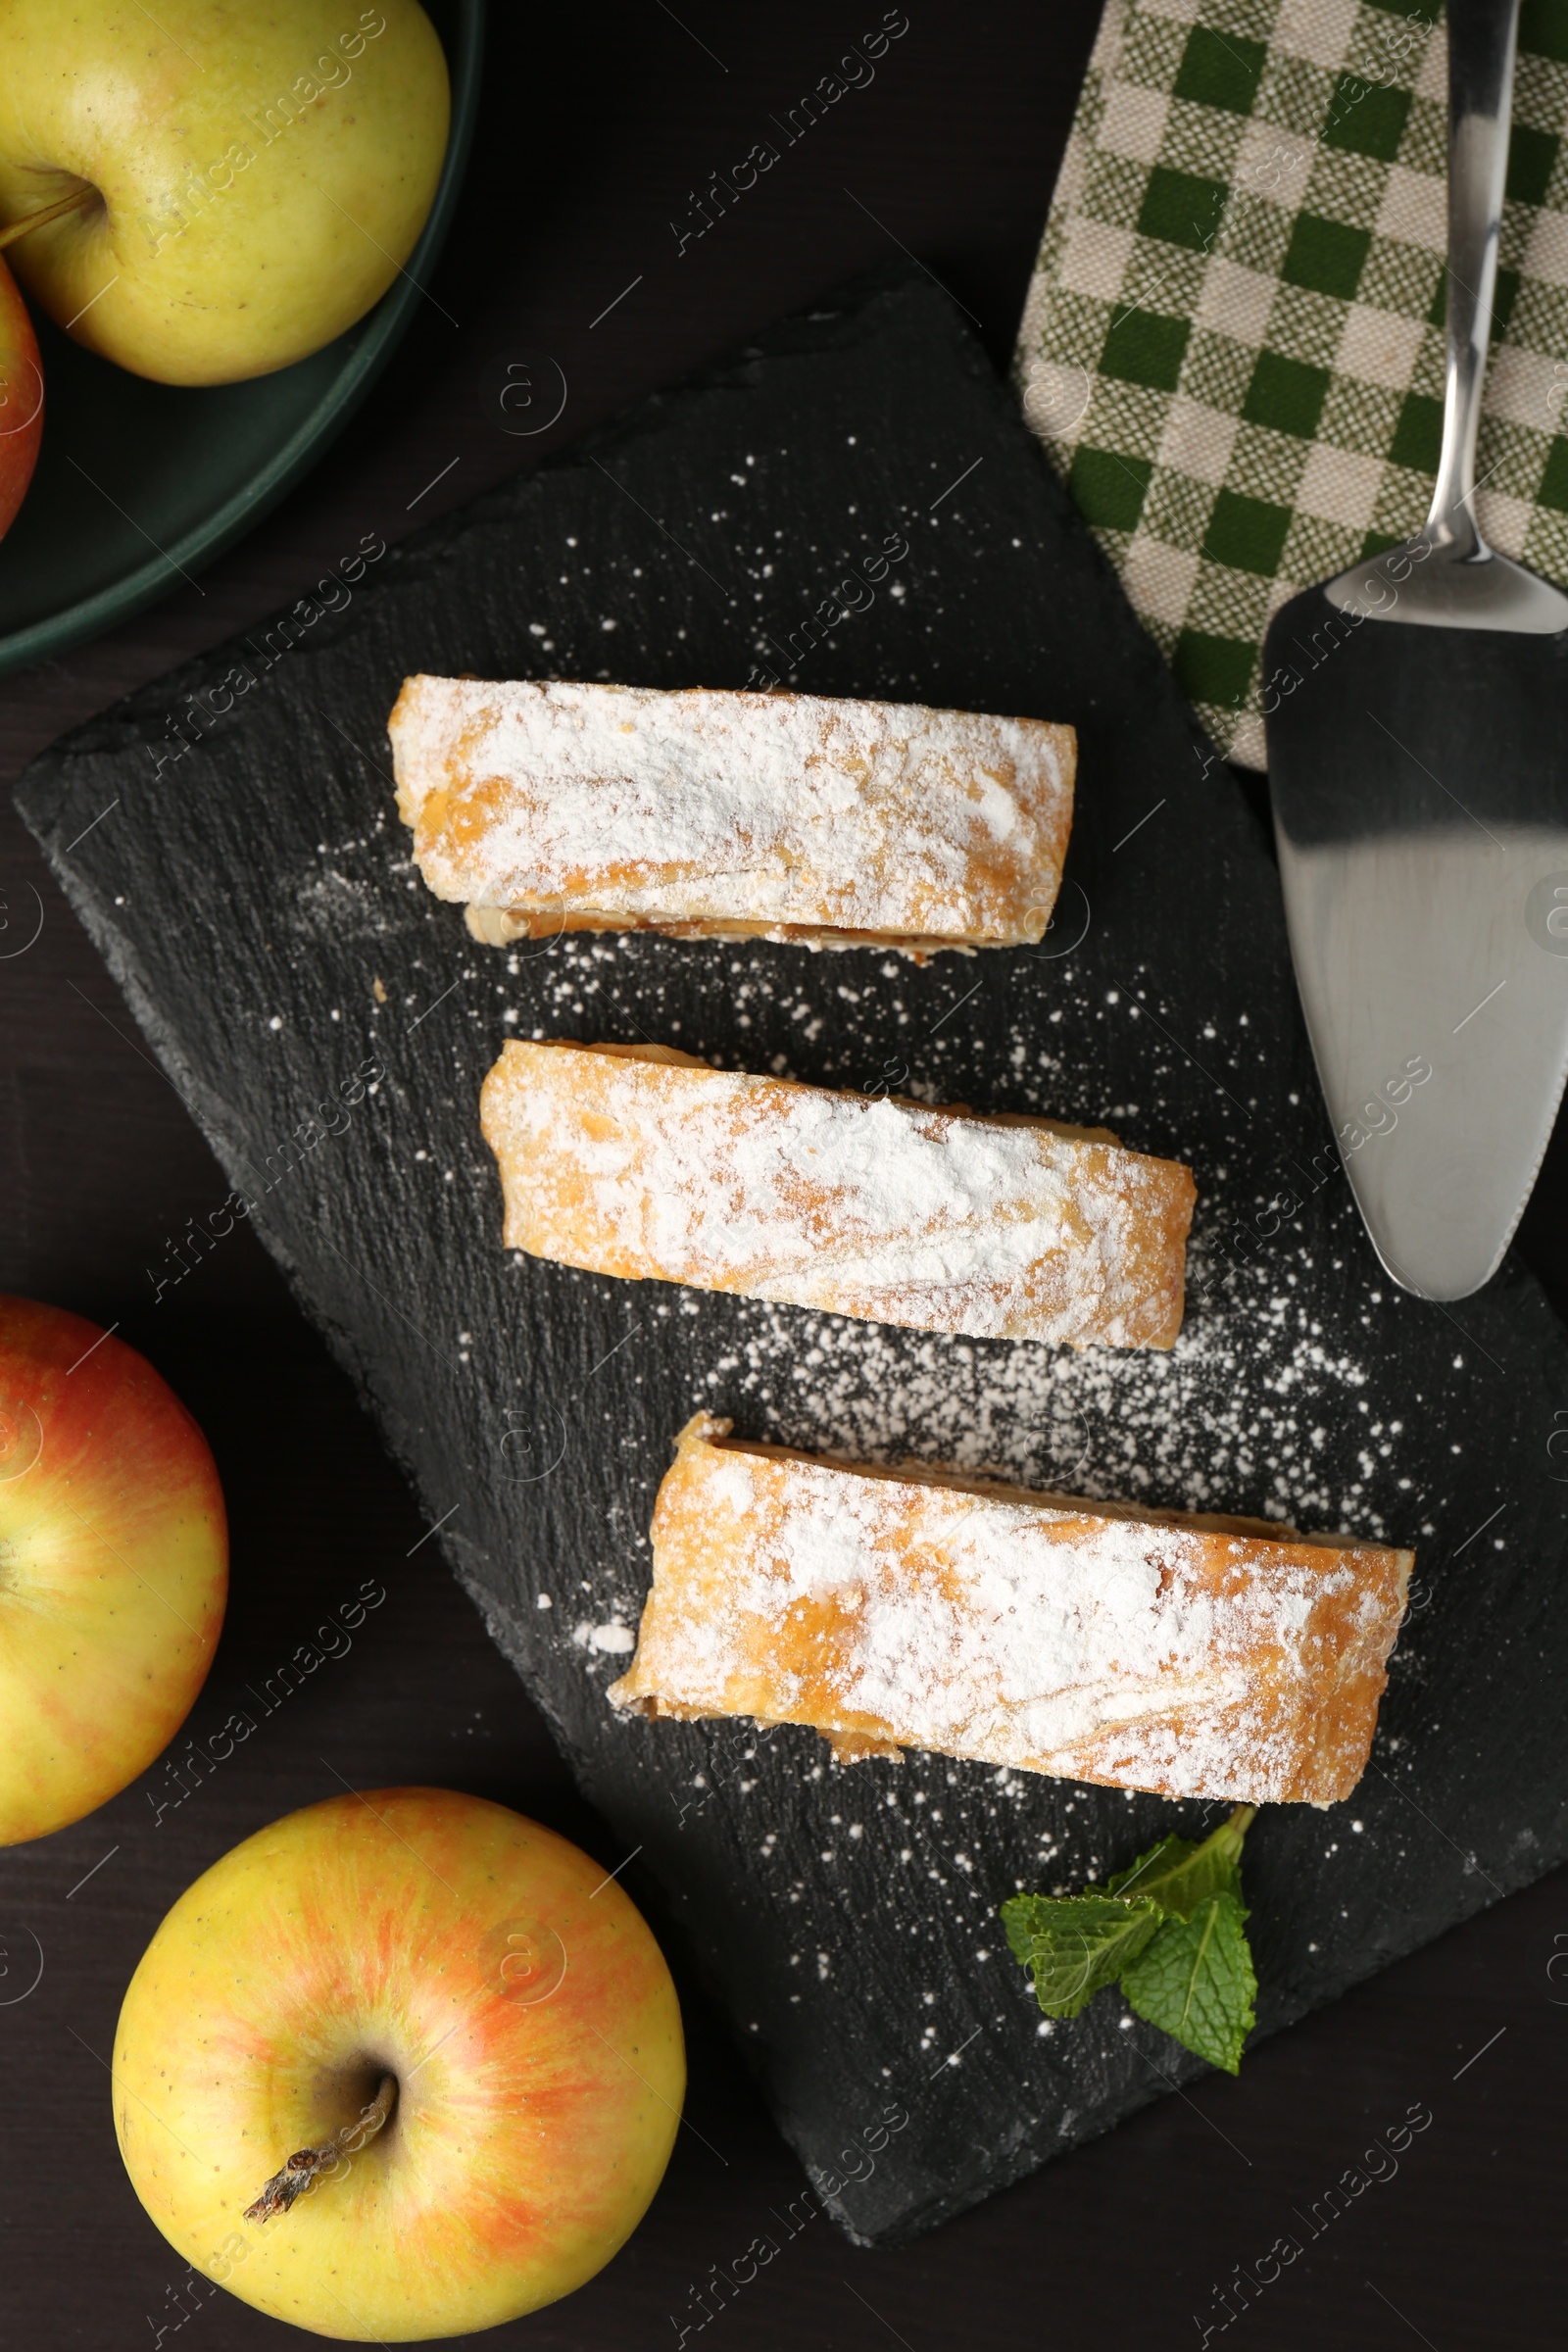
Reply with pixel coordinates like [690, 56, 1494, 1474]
[0, 1296, 227, 1846]
[114, 1789, 686, 2340]
[0, 1, 450, 385]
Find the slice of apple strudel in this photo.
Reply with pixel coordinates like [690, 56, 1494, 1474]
[388, 675, 1075, 956]
[480, 1040, 1197, 1349]
[609, 1416, 1413, 1807]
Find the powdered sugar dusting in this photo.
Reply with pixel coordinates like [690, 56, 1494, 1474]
[612, 1420, 1410, 1804]
[698, 1279, 1400, 1538]
[389, 676, 1074, 945]
[483, 1042, 1194, 1348]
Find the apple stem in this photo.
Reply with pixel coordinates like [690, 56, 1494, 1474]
[242, 2073, 398, 2225]
[0, 184, 98, 254]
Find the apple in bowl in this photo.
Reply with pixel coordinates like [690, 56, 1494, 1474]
[114, 1789, 686, 2339]
[0, 0, 450, 385]
[0, 254, 42, 537]
[0, 1297, 227, 1845]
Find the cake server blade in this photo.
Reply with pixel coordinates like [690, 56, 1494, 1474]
[1265, 607, 1568, 1298]
[1263, 0, 1568, 1300]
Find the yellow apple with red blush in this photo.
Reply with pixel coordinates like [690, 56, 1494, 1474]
[113, 1789, 686, 2339]
[0, 1296, 227, 1845]
[0, 254, 41, 538]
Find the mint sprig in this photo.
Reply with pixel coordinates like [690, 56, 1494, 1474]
[1000, 1805, 1258, 2074]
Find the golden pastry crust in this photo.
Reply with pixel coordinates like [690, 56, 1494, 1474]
[388, 675, 1076, 958]
[480, 1040, 1197, 1349]
[610, 1416, 1414, 1807]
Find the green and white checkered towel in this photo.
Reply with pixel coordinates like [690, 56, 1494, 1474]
[1013, 0, 1568, 767]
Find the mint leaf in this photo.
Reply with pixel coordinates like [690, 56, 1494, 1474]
[1001, 1891, 1161, 2019]
[1106, 1804, 1255, 1918]
[1001, 1810, 1261, 2070]
[1121, 1890, 1257, 2074]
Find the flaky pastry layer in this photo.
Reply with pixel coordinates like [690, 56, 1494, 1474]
[609, 1416, 1414, 1806]
[480, 1040, 1196, 1348]
[389, 676, 1076, 957]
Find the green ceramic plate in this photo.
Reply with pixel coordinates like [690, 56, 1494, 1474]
[0, 0, 483, 679]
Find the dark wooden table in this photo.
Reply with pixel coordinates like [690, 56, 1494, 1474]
[2, 7, 1564, 2344]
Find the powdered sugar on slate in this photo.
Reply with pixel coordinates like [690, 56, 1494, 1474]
[699, 1289, 1394, 1543]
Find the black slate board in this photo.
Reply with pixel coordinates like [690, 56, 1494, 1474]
[18, 274, 1568, 2246]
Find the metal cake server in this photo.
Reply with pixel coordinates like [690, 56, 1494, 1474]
[1263, 0, 1568, 1301]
